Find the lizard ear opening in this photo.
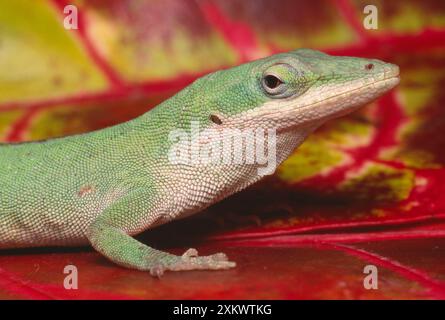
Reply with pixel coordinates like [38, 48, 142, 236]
[210, 114, 222, 125]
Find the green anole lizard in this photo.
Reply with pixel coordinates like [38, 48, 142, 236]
[0, 49, 399, 276]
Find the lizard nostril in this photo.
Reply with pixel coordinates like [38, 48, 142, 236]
[365, 63, 374, 71]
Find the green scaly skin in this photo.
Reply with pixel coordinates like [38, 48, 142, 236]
[0, 49, 399, 276]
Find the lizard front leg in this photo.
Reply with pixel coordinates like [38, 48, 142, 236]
[86, 189, 236, 276]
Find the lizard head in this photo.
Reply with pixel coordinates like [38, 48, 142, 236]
[163, 49, 400, 178]
[201, 48, 399, 132]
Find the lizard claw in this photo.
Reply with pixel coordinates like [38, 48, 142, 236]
[181, 249, 227, 261]
[175, 248, 236, 271]
[182, 248, 199, 259]
[149, 248, 236, 276]
[149, 264, 166, 278]
[210, 252, 229, 262]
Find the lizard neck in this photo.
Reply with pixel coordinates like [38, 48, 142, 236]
[160, 124, 319, 221]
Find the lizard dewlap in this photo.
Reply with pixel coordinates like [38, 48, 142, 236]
[0, 49, 400, 276]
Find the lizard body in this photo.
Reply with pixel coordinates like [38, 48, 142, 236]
[0, 49, 399, 275]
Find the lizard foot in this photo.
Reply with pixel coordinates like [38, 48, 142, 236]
[149, 248, 236, 277]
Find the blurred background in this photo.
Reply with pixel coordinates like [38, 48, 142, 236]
[1, 0, 445, 299]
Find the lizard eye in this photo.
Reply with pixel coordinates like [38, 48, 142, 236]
[261, 63, 310, 99]
[263, 75, 282, 89]
[261, 73, 286, 96]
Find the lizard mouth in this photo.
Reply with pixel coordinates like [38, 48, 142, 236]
[289, 69, 400, 125]
[302, 70, 399, 112]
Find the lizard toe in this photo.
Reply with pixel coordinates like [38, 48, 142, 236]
[149, 264, 166, 278]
